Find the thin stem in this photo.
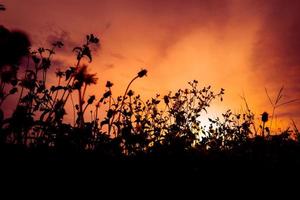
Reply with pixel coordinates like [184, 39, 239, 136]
[45, 58, 81, 123]
[117, 76, 138, 120]
[262, 122, 265, 138]
[108, 75, 138, 137]
[52, 76, 61, 104]
[269, 107, 276, 132]
[70, 92, 76, 126]
[78, 87, 83, 128]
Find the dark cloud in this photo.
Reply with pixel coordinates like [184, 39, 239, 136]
[46, 29, 78, 54]
[0, 25, 31, 67]
[46, 27, 101, 58]
[48, 59, 67, 73]
[51, 59, 65, 67]
[252, 0, 300, 82]
[250, 0, 300, 120]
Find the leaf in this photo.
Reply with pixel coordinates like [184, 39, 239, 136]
[54, 41, 64, 48]
[82, 46, 92, 62]
[41, 58, 51, 69]
[100, 118, 109, 127]
[38, 47, 45, 54]
[87, 95, 95, 104]
[32, 55, 40, 64]
[107, 109, 114, 118]
[163, 95, 170, 105]
[103, 91, 112, 98]
[65, 67, 75, 81]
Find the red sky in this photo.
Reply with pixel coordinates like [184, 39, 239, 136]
[1, 0, 300, 129]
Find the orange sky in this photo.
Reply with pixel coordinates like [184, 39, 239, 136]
[1, 0, 300, 129]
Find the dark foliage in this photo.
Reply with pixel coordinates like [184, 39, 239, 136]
[0, 26, 30, 67]
[1, 7, 300, 182]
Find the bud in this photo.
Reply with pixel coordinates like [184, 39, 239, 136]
[137, 69, 147, 78]
[261, 112, 269, 123]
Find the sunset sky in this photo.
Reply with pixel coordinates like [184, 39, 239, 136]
[1, 0, 300, 129]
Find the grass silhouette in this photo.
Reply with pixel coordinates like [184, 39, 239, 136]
[1, 5, 300, 184]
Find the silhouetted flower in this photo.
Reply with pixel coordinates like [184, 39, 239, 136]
[55, 69, 64, 78]
[31, 55, 40, 64]
[87, 95, 95, 104]
[127, 90, 134, 97]
[106, 81, 113, 88]
[137, 69, 147, 78]
[87, 34, 99, 44]
[52, 41, 64, 48]
[262, 112, 269, 123]
[84, 73, 98, 85]
[164, 95, 170, 105]
[75, 65, 98, 85]
[40, 58, 51, 70]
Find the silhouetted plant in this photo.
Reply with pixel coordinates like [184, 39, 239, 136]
[0, 19, 299, 171]
[261, 112, 269, 137]
[0, 25, 30, 109]
[265, 87, 299, 131]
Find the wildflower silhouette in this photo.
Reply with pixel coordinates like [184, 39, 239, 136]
[261, 112, 269, 137]
[74, 64, 98, 128]
[1, 4, 300, 179]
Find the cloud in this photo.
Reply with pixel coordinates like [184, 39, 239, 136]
[46, 29, 77, 53]
[252, 1, 300, 77]
[250, 0, 300, 120]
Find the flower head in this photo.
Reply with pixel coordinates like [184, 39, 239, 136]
[106, 81, 113, 88]
[137, 69, 147, 78]
[261, 112, 269, 123]
[75, 65, 98, 85]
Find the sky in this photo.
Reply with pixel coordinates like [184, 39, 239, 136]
[1, 0, 300, 129]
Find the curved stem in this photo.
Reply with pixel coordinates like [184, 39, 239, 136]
[78, 87, 83, 128]
[118, 76, 138, 119]
[45, 58, 81, 123]
[109, 75, 138, 137]
[70, 92, 76, 126]
[52, 77, 61, 104]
